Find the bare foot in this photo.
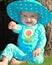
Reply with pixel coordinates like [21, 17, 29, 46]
[10, 58, 26, 65]
[0, 62, 8, 65]
[0, 57, 8, 65]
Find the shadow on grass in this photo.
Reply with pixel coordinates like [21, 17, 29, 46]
[20, 56, 52, 65]
[8, 56, 52, 65]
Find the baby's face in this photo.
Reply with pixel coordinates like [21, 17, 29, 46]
[21, 12, 39, 26]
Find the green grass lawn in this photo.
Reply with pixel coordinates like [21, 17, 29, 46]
[19, 56, 52, 65]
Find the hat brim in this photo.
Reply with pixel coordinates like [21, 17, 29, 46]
[7, 1, 52, 25]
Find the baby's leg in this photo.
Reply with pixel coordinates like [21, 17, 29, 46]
[0, 56, 8, 65]
[0, 43, 26, 61]
[0, 43, 26, 65]
[10, 58, 26, 65]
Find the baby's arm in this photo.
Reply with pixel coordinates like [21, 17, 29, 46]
[33, 24, 46, 57]
[8, 21, 22, 33]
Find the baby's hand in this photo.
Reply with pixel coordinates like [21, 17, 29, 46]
[32, 48, 41, 57]
[8, 21, 17, 30]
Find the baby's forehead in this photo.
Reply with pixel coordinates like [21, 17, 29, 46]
[20, 11, 39, 15]
[20, 11, 40, 18]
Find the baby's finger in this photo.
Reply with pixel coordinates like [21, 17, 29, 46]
[35, 52, 39, 56]
[8, 24, 12, 29]
[32, 51, 36, 57]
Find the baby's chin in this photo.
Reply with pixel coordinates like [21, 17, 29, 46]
[25, 24, 35, 26]
[23, 22, 36, 26]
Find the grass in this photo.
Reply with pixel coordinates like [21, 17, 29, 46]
[19, 56, 52, 65]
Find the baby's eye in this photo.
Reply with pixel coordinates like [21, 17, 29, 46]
[23, 15, 27, 17]
[31, 15, 35, 18]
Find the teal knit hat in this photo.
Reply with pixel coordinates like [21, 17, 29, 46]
[7, 0, 52, 25]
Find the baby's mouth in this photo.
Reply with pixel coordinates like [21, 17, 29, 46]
[26, 22, 32, 24]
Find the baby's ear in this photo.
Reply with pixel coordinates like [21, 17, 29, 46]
[38, 0, 52, 12]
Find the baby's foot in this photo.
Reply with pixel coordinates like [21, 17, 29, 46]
[0, 62, 8, 65]
[0, 57, 8, 65]
[10, 58, 26, 65]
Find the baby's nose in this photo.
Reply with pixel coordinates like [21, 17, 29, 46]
[27, 18, 31, 22]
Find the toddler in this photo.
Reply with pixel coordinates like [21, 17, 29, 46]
[0, 0, 52, 65]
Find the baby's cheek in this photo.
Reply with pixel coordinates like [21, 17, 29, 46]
[32, 19, 37, 23]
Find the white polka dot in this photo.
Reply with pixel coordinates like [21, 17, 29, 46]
[25, 4, 27, 6]
[45, 12, 47, 14]
[15, 3, 18, 6]
[15, 15, 17, 18]
[30, 8, 33, 10]
[10, 10, 12, 12]
[35, 7, 38, 10]
[30, 4, 32, 6]
[25, 8, 28, 10]
[41, 13, 43, 15]
[21, 8, 23, 10]
[45, 19, 48, 22]
[11, 16, 13, 18]
[9, 8, 12, 10]
[20, 4, 22, 6]
[35, 4, 37, 6]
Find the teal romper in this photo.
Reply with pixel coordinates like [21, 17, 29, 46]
[0, 23, 46, 64]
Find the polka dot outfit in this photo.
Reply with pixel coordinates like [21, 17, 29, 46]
[0, 23, 46, 64]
